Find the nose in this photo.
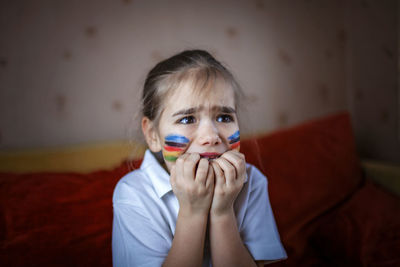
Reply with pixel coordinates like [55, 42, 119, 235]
[197, 121, 221, 146]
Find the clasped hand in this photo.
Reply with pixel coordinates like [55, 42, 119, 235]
[170, 151, 246, 217]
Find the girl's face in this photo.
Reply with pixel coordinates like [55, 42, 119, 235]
[157, 79, 240, 171]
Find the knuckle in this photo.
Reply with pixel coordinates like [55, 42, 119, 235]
[238, 163, 246, 173]
[232, 160, 240, 169]
[226, 166, 235, 176]
[186, 156, 197, 166]
[190, 153, 200, 160]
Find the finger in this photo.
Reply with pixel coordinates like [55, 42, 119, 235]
[195, 158, 209, 185]
[223, 149, 245, 162]
[215, 157, 236, 186]
[183, 153, 200, 181]
[221, 151, 246, 179]
[221, 150, 241, 163]
[169, 165, 176, 187]
[211, 161, 225, 187]
[205, 164, 215, 189]
[175, 153, 188, 182]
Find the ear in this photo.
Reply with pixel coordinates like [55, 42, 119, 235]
[142, 117, 162, 152]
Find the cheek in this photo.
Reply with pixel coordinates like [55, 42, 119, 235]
[227, 130, 240, 151]
[163, 134, 190, 162]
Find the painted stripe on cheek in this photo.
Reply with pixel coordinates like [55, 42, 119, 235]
[228, 131, 240, 151]
[164, 155, 178, 162]
[230, 141, 240, 150]
[164, 145, 184, 152]
[228, 130, 240, 141]
[165, 141, 187, 148]
[163, 134, 189, 162]
[165, 135, 190, 143]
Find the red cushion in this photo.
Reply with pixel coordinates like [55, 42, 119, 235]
[240, 112, 363, 258]
[0, 160, 141, 266]
[310, 180, 400, 266]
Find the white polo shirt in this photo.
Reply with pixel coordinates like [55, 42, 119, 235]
[112, 150, 287, 267]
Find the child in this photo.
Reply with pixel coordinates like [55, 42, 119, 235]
[112, 50, 287, 266]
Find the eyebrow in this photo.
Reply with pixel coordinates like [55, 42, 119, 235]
[172, 107, 198, 117]
[172, 106, 236, 117]
[218, 106, 236, 114]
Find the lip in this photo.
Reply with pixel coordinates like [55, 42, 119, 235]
[199, 152, 221, 159]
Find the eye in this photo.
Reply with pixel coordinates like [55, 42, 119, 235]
[216, 114, 234, 123]
[177, 116, 196, 124]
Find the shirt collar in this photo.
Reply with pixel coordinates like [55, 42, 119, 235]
[141, 150, 172, 198]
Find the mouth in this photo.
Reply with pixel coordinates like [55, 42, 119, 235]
[199, 152, 221, 159]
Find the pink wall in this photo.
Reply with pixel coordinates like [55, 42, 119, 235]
[0, 0, 398, 163]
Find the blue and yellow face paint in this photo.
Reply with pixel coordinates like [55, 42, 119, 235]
[228, 130, 240, 151]
[163, 134, 190, 162]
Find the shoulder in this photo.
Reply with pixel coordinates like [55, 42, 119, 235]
[112, 168, 154, 205]
[245, 163, 268, 188]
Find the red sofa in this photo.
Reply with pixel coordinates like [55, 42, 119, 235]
[1, 112, 399, 266]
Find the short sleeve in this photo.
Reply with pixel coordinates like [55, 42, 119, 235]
[112, 202, 171, 267]
[240, 166, 287, 261]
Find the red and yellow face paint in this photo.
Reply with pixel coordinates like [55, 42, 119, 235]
[163, 134, 190, 162]
[228, 130, 240, 151]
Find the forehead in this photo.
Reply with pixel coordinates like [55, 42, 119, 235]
[164, 77, 235, 113]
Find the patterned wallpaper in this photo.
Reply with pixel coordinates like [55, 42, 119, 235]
[0, 0, 398, 162]
[344, 0, 399, 163]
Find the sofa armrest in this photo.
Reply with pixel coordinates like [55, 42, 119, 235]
[361, 159, 400, 196]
